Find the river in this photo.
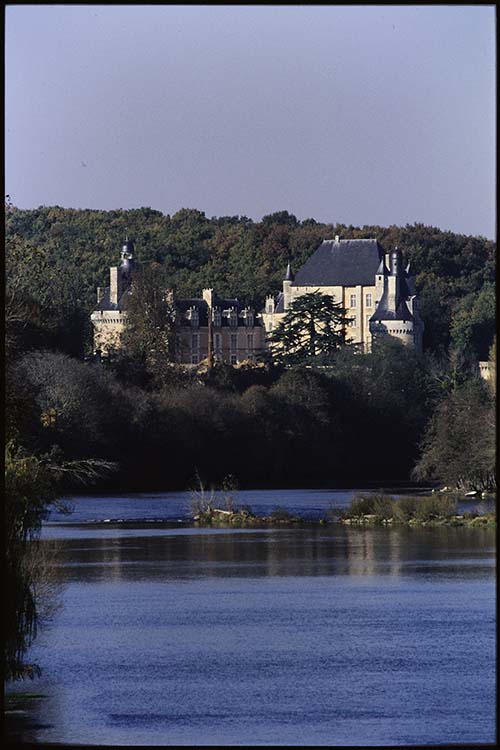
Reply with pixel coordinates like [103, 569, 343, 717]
[6, 490, 496, 746]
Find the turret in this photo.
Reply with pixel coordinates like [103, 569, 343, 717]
[110, 239, 135, 305]
[387, 246, 403, 310]
[283, 261, 294, 310]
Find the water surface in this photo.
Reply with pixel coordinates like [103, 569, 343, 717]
[7, 492, 496, 746]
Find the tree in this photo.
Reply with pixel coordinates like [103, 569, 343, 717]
[449, 283, 496, 360]
[267, 291, 351, 365]
[121, 266, 177, 384]
[412, 379, 496, 492]
[5, 440, 115, 680]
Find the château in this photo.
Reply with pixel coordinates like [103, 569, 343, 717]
[91, 236, 424, 362]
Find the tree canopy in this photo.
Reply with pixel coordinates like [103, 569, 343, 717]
[267, 291, 352, 364]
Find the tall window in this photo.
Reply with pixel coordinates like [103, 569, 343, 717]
[230, 334, 237, 351]
[247, 333, 254, 350]
[350, 294, 356, 307]
[190, 307, 199, 327]
[214, 333, 221, 351]
[191, 334, 199, 350]
[213, 308, 221, 327]
[365, 293, 372, 307]
[229, 308, 238, 327]
[245, 310, 254, 327]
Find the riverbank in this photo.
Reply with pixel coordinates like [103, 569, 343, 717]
[193, 493, 496, 529]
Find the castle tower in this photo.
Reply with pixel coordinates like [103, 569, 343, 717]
[110, 239, 135, 304]
[91, 239, 136, 357]
[283, 261, 294, 311]
[369, 246, 424, 351]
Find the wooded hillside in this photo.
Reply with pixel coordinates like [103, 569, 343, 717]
[5, 204, 496, 360]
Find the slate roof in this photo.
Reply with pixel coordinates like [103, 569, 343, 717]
[370, 274, 414, 322]
[93, 288, 130, 312]
[370, 296, 413, 322]
[274, 292, 285, 313]
[293, 239, 385, 287]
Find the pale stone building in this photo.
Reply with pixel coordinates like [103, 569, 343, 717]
[91, 240, 265, 364]
[262, 237, 424, 353]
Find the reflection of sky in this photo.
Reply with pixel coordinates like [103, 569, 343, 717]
[9, 552, 496, 746]
[45, 490, 496, 532]
[47, 489, 361, 524]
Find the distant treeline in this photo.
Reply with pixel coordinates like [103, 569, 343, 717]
[5, 205, 496, 360]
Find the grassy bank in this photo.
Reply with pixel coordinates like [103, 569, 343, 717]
[332, 493, 496, 527]
[192, 493, 496, 528]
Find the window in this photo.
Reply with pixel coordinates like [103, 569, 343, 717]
[230, 354, 237, 365]
[245, 310, 254, 327]
[267, 301, 274, 314]
[247, 334, 254, 350]
[365, 293, 372, 307]
[213, 308, 221, 327]
[191, 334, 199, 350]
[230, 334, 237, 351]
[214, 333, 221, 351]
[190, 308, 199, 328]
[350, 294, 356, 307]
[348, 317, 357, 327]
[229, 308, 238, 327]
[191, 353, 199, 364]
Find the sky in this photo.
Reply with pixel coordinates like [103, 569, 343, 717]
[5, 4, 496, 238]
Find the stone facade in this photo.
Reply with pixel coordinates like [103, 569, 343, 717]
[262, 237, 424, 353]
[91, 241, 265, 364]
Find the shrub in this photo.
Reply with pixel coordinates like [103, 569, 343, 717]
[371, 495, 396, 520]
[413, 495, 457, 521]
[346, 494, 377, 517]
[392, 496, 419, 522]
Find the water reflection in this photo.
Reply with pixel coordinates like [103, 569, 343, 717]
[48, 525, 495, 584]
[8, 521, 496, 747]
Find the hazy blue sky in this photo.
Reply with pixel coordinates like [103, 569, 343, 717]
[5, 5, 496, 238]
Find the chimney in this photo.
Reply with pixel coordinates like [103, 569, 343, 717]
[202, 288, 214, 308]
[110, 266, 121, 305]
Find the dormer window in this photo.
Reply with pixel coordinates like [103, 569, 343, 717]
[190, 307, 199, 328]
[267, 300, 274, 314]
[212, 308, 222, 327]
[245, 309, 254, 327]
[229, 308, 238, 327]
